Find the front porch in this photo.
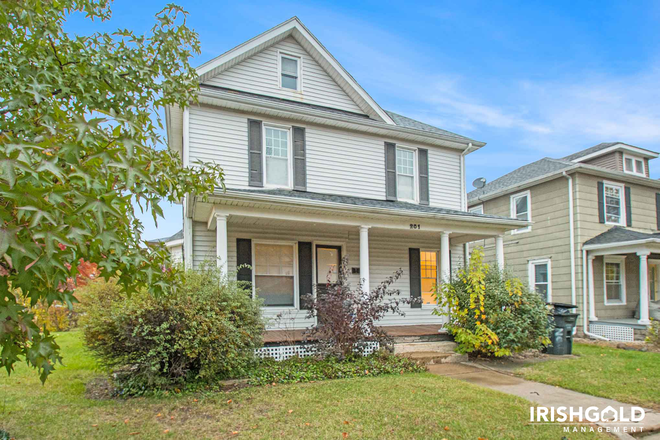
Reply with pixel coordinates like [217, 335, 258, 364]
[263, 324, 449, 344]
[583, 227, 660, 341]
[185, 189, 526, 331]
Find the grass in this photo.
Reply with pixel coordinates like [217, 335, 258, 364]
[518, 343, 660, 409]
[0, 332, 608, 440]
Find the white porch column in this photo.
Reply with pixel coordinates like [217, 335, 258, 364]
[638, 251, 651, 325]
[588, 255, 598, 321]
[215, 213, 228, 273]
[440, 232, 451, 282]
[495, 235, 505, 269]
[359, 226, 370, 293]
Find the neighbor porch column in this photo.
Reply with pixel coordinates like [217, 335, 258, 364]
[440, 231, 450, 282]
[588, 255, 598, 321]
[215, 213, 229, 273]
[638, 251, 651, 325]
[495, 235, 505, 269]
[359, 226, 371, 293]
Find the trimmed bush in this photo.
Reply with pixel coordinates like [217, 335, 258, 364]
[647, 319, 660, 348]
[79, 266, 264, 395]
[248, 351, 425, 385]
[434, 248, 552, 357]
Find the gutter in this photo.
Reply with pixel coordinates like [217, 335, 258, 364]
[460, 142, 476, 210]
[211, 190, 530, 228]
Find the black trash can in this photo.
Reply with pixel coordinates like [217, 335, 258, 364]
[546, 303, 579, 355]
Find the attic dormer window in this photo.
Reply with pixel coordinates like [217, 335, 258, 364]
[280, 54, 300, 91]
[623, 154, 645, 176]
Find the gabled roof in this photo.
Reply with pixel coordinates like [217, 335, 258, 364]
[563, 142, 659, 162]
[468, 158, 574, 201]
[148, 229, 183, 245]
[584, 226, 660, 247]
[385, 111, 475, 142]
[196, 17, 394, 124]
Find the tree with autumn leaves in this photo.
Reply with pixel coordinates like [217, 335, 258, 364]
[0, 0, 223, 382]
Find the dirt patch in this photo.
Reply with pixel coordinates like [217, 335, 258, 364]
[574, 338, 660, 353]
[85, 376, 116, 400]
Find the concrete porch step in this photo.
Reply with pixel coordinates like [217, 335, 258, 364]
[394, 341, 458, 354]
[400, 351, 453, 365]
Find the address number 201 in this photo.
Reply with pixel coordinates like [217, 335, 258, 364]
[410, 224, 421, 230]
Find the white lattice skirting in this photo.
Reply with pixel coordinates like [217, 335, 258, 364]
[589, 324, 634, 342]
[255, 342, 380, 361]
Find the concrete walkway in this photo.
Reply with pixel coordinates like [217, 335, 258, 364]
[428, 362, 660, 439]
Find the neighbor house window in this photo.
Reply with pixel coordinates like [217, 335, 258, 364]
[469, 205, 483, 214]
[510, 190, 531, 233]
[604, 256, 626, 305]
[623, 155, 645, 176]
[264, 126, 290, 187]
[528, 259, 551, 302]
[280, 54, 300, 90]
[604, 182, 624, 225]
[420, 251, 438, 305]
[254, 243, 295, 307]
[396, 147, 416, 202]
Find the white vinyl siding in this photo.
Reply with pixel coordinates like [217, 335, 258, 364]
[205, 37, 363, 114]
[188, 106, 464, 210]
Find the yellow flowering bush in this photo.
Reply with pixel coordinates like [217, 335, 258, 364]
[433, 248, 551, 357]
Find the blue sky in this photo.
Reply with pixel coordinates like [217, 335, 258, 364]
[67, 1, 660, 240]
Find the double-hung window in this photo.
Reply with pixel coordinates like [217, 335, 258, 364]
[254, 243, 296, 307]
[528, 259, 551, 302]
[280, 54, 300, 91]
[604, 256, 626, 305]
[604, 182, 624, 225]
[396, 147, 416, 202]
[623, 155, 645, 176]
[469, 205, 484, 214]
[264, 126, 291, 187]
[510, 190, 531, 233]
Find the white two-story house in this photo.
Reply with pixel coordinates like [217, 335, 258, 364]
[165, 17, 527, 332]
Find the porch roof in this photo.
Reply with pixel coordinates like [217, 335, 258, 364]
[225, 188, 524, 225]
[584, 226, 660, 249]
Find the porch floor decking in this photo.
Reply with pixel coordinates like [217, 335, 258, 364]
[263, 324, 446, 344]
[592, 318, 649, 329]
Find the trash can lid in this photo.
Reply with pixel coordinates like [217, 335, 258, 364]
[547, 302, 578, 309]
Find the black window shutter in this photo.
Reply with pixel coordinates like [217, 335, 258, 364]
[247, 119, 263, 187]
[409, 248, 421, 308]
[292, 126, 307, 191]
[656, 194, 660, 230]
[418, 148, 429, 205]
[298, 242, 313, 309]
[625, 186, 632, 227]
[236, 238, 252, 292]
[597, 181, 605, 223]
[385, 142, 397, 201]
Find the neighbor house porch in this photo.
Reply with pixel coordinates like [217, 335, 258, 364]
[583, 227, 660, 341]
[184, 189, 526, 331]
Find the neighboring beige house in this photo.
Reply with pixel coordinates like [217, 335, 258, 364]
[149, 229, 183, 264]
[468, 142, 660, 341]
[165, 17, 529, 332]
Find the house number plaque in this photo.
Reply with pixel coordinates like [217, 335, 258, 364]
[410, 224, 421, 230]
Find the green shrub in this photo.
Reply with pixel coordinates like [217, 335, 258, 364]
[434, 248, 552, 357]
[646, 319, 660, 348]
[79, 266, 264, 395]
[248, 350, 425, 385]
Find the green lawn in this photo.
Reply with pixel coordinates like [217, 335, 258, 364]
[518, 343, 660, 410]
[0, 332, 607, 439]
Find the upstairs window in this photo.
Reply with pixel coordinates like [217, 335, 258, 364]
[604, 182, 624, 225]
[280, 54, 300, 91]
[264, 126, 290, 187]
[623, 155, 645, 176]
[510, 190, 531, 233]
[396, 147, 416, 202]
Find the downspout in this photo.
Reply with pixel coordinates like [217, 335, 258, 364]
[563, 172, 577, 307]
[461, 143, 474, 264]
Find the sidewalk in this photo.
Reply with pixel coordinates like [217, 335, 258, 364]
[428, 362, 660, 439]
